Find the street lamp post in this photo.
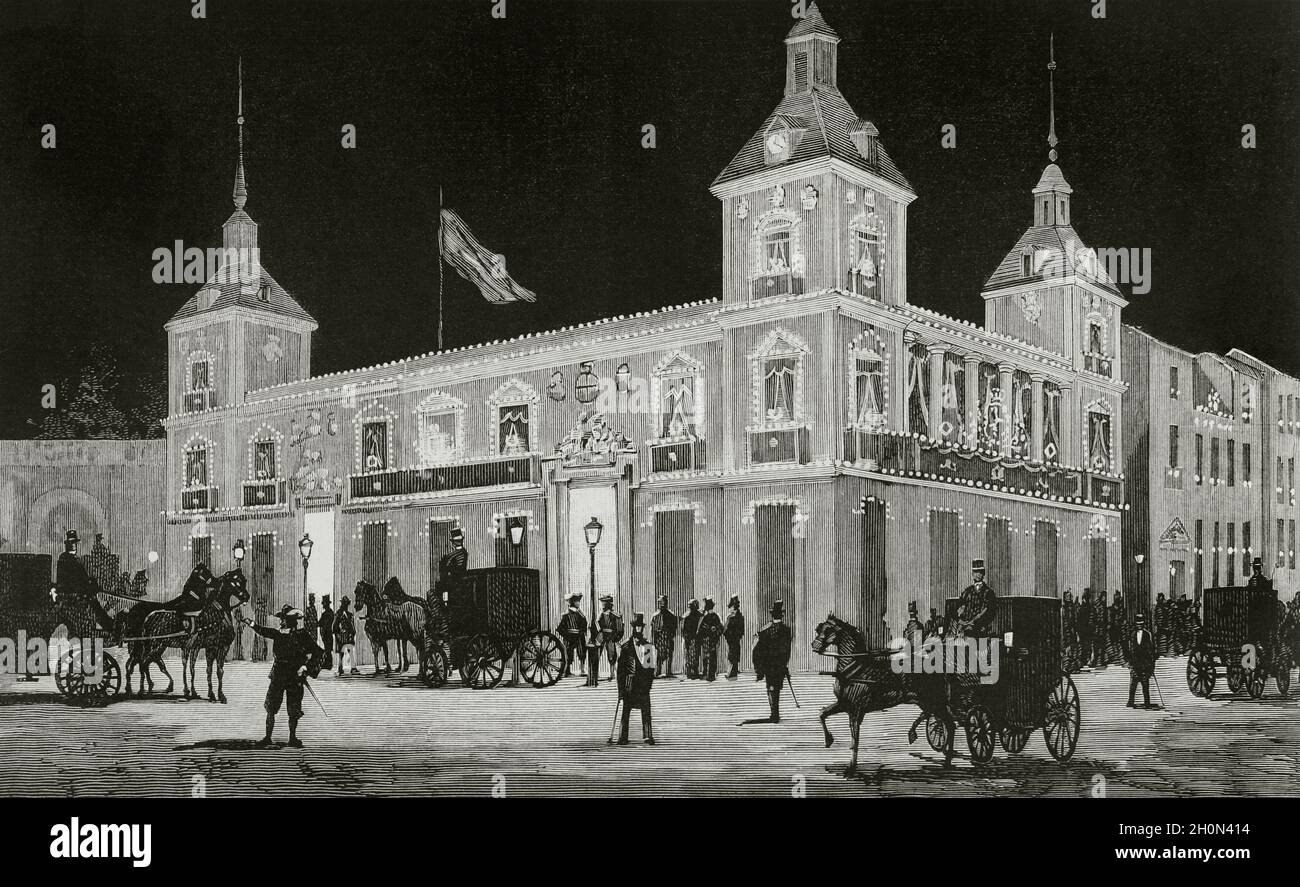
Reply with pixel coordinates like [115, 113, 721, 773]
[299, 533, 314, 608]
[584, 516, 603, 685]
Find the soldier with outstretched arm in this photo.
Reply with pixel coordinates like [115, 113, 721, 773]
[244, 605, 324, 748]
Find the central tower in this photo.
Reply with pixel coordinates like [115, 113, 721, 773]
[710, 3, 916, 307]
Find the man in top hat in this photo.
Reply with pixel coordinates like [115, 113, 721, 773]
[304, 592, 319, 640]
[597, 594, 624, 680]
[1153, 592, 1170, 655]
[318, 595, 335, 671]
[1246, 557, 1274, 592]
[437, 527, 470, 590]
[903, 601, 924, 647]
[557, 592, 588, 678]
[1062, 590, 1079, 654]
[724, 594, 745, 680]
[752, 600, 792, 723]
[681, 599, 702, 680]
[697, 595, 725, 682]
[333, 596, 359, 676]
[1123, 611, 1158, 709]
[954, 559, 997, 638]
[615, 613, 657, 745]
[244, 605, 324, 748]
[1108, 589, 1126, 662]
[651, 595, 677, 679]
[54, 530, 117, 633]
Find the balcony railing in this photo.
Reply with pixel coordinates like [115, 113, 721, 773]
[183, 389, 213, 413]
[1084, 352, 1113, 378]
[1163, 467, 1184, 490]
[242, 479, 287, 507]
[349, 455, 539, 501]
[749, 426, 808, 466]
[649, 438, 701, 473]
[180, 485, 217, 511]
[842, 428, 1124, 508]
[749, 271, 804, 300]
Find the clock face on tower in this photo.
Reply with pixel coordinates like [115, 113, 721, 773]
[765, 129, 789, 158]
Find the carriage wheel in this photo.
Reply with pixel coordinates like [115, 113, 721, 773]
[54, 650, 81, 697]
[1043, 675, 1081, 763]
[1245, 667, 1266, 699]
[924, 714, 950, 753]
[79, 653, 121, 704]
[1000, 727, 1032, 755]
[1186, 648, 1216, 698]
[1276, 666, 1292, 698]
[460, 634, 505, 689]
[517, 631, 565, 688]
[58, 649, 121, 704]
[1226, 660, 1245, 695]
[420, 644, 449, 688]
[964, 705, 995, 765]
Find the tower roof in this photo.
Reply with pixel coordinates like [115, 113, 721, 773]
[1033, 163, 1073, 194]
[983, 225, 1120, 295]
[167, 257, 315, 326]
[786, 2, 839, 42]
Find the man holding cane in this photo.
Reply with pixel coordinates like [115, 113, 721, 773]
[751, 599, 792, 723]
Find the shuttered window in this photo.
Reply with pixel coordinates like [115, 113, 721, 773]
[1033, 520, 1058, 596]
[860, 498, 887, 648]
[986, 517, 1012, 594]
[654, 509, 695, 615]
[191, 536, 211, 570]
[756, 505, 796, 629]
[1089, 536, 1107, 596]
[362, 522, 388, 588]
[929, 510, 959, 614]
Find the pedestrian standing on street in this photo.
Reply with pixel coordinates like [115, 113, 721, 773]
[651, 595, 677, 678]
[1123, 611, 1158, 709]
[244, 605, 324, 748]
[318, 595, 335, 671]
[304, 593, 319, 643]
[903, 601, 924, 646]
[682, 599, 702, 680]
[557, 592, 588, 678]
[598, 594, 624, 681]
[751, 600, 792, 723]
[1109, 589, 1126, 662]
[697, 595, 724, 682]
[615, 613, 656, 745]
[1093, 589, 1109, 665]
[1062, 590, 1078, 665]
[1076, 589, 1095, 670]
[334, 596, 359, 676]
[1153, 592, 1170, 655]
[724, 594, 745, 680]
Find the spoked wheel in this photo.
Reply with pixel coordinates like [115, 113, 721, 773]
[58, 649, 121, 704]
[964, 705, 995, 765]
[924, 713, 950, 753]
[1245, 667, 1267, 699]
[420, 644, 449, 688]
[1186, 647, 1216, 697]
[1276, 655, 1292, 698]
[517, 630, 565, 688]
[1000, 727, 1032, 755]
[1043, 674, 1081, 762]
[1226, 660, 1245, 695]
[460, 634, 506, 689]
[54, 650, 78, 697]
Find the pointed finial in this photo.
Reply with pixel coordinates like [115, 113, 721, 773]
[233, 57, 248, 210]
[1047, 33, 1059, 162]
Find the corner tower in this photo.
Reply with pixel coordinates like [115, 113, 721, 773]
[710, 3, 916, 306]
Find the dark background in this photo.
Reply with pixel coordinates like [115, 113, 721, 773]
[1, 0, 1297, 439]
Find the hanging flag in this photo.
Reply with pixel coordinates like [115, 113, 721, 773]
[439, 209, 537, 303]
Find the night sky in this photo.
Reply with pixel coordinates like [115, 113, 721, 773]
[1, 0, 1297, 439]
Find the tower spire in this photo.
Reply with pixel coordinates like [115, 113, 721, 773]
[233, 58, 248, 210]
[1047, 33, 1058, 162]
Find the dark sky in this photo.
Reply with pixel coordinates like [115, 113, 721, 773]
[1, 0, 1297, 439]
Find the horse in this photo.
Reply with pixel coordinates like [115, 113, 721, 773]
[131, 569, 249, 702]
[811, 614, 957, 776]
[351, 579, 430, 677]
[114, 602, 175, 697]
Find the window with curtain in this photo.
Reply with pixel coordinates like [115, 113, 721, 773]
[850, 227, 882, 298]
[660, 373, 697, 437]
[978, 363, 1002, 450]
[763, 357, 798, 423]
[763, 228, 791, 274]
[498, 405, 530, 454]
[852, 351, 886, 430]
[362, 421, 388, 471]
[1043, 383, 1061, 462]
[941, 354, 964, 445]
[190, 359, 211, 392]
[254, 440, 276, 479]
[1087, 409, 1111, 472]
[906, 344, 930, 436]
[419, 408, 460, 464]
[185, 447, 208, 488]
[1034, 520, 1058, 596]
[1009, 372, 1032, 460]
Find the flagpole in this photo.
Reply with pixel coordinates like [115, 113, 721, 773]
[437, 186, 444, 352]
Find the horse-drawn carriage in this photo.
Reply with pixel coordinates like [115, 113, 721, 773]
[417, 567, 566, 689]
[814, 595, 1081, 774]
[1185, 585, 1296, 699]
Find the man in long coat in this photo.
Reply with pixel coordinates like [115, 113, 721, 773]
[616, 613, 656, 745]
[697, 596, 724, 682]
[1246, 557, 1274, 591]
[1123, 612, 1158, 709]
[333, 596, 358, 676]
[752, 600, 792, 723]
[437, 527, 470, 591]
[318, 595, 335, 671]
[556, 592, 588, 678]
[723, 595, 745, 680]
[681, 599, 702, 680]
[1076, 589, 1096, 669]
[55, 530, 116, 633]
[954, 559, 997, 638]
[650, 595, 677, 679]
[597, 594, 624, 681]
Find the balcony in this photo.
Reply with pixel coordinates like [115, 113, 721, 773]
[649, 438, 702, 473]
[1083, 352, 1113, 378]
[749, 271, 804, 300]
[242, 479, 287, 507]
[183, 389, 213, 413]
[749, 426, 809, 466]
[349, 454, 539, 501]
[842, 428, 1124, 509]
[1163, 466, 1184, 490]
[180, 485, 217, 511]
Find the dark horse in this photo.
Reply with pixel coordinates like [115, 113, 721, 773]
[128, 569, 249, 701]
[352, 579, 431, 677]
[811, 614, 957, 776]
